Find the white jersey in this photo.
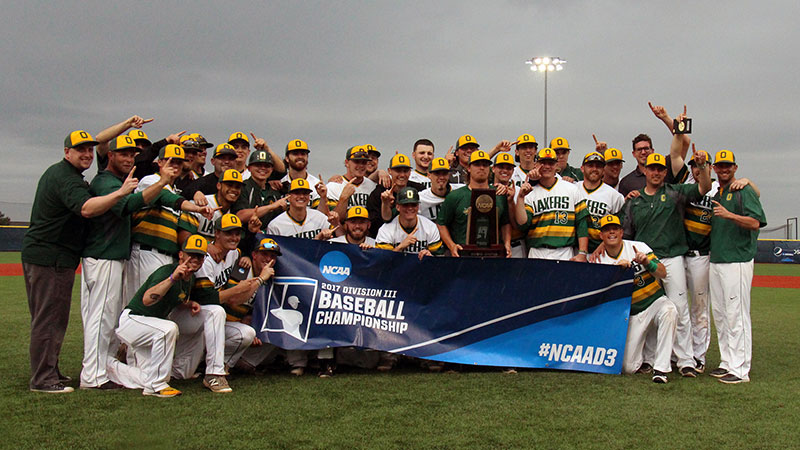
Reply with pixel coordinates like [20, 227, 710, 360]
[196, 248, 240, 290]
[418, 185, 464, 221]
[330, 235, 377, 246]
[241, 169, 251, 181]
[267, 208, 330, 240]
[136, 174, 181, 216]
[376, 215, 442, 254]
[194, 194, 227, 239]
[326, 176, 377, 209]
[409, 170, 431, 190]
[576, 182, 624, 245]
[281, 173, 322, 204]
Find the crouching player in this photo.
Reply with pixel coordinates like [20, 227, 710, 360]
[107, 235, 210, 397]
[593, 215, 677, 383]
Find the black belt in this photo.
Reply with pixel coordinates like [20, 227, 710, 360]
[685, 250, 709, 257]
[511, 240, 523, 248]
[138, 244, 175, 257]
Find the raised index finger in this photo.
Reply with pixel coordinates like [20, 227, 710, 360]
[250, 132, 258, 141]
[684, 104, 687, 115]
[592, 134, 599, 144]
[143, 118, 154, 124]
[267, 259, 275, 267]
[648, 101, 655, 111]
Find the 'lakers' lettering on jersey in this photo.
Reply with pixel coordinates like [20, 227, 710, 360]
[266, 208, 330, 239]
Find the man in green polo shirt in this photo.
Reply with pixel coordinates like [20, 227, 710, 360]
[107, 235, 212, 397]
[707, 150, 766, 384]
[618, 150, 711, 378]
[22, 130, 138, 393]
[436, 150, 512, 257]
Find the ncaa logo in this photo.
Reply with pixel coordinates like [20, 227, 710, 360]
[319, 251, 351, 282]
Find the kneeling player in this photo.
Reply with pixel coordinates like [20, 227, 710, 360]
[107, 235, 210, 397]
[594, 215, 677, 383]
[376, 187, 442, 259]
[330, 206, 376, 248]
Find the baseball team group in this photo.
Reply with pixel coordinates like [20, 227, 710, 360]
[21, 102, 765, 397]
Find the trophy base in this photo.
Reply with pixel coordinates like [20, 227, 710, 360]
[460, 245, 506, 258]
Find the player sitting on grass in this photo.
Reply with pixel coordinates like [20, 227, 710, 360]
[593, 215, 677, 384]
[107, 235, 212, 397]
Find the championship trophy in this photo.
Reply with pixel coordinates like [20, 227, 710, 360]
[460, 188, 505, 258]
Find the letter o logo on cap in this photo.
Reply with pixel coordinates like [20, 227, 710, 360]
[259, 151, 266, 159]
[295, 140, 301, 147]
[523, 135, 529, 141]
[406, 190, 414, 199]
[465, 136, 472, 141]
[557, 138, 563, 145]
[79, 131, 89, 139]
[194, 237, 203, 247]
[237, 133, 243, 139]
[612, 150, 618, 157]
[231, 215, 240, 225]
[399, 156, 405, 162]
[720, 151, 727, 158]
[125, 136, 133, 144]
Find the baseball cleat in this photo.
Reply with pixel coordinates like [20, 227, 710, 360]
[203, 375, 232, 393]
[709, 368, 729, 378]
[290, 367, 305, 377]
[80, 381, 123, 390]
[144, 387, 182, 398]
[652, 371, 668, 384]
[318, 362, 335, 378]
[635, 363, 653, 374]
[694, 358, 705, 374]
[680, 366, 698, 378]
[718, 374, 748, 384]
[30, 383, 74, 394]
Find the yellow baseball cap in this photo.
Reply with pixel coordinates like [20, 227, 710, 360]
[516, 134, 537, 148]
[64, 130, 99, 148]
[189, 133, 212, 149]
[364, 144, 381, 157]
[550, 137, 570, 150]
[227, 132, 249, 145]
[469, 150, 491, 164]
[109, 135, 137, 152]
[346, 206, 369, 220]
[254, 237, 281, 255]
[582, 152, 605, 165]
[183, 234, 208, 255]
[456, 134, 479, 149]
[159, 144, 185, 160]
[214, 213, 242, 231]
[714, 150, 736, 165]
[599, 215, 621, 228]
[289, 178, 313, 193]
[220, 169, 244, 184]
[645, 153, 666, 167]
[179, 135, 201, 151]
[429, 157, 450, 172]
[213, 143, 237, 158]
[688, 150, 710, 166]
[389, 154, 412, 169]
[537, 148, 557, 161]
[604, 148, 624, 163]
[286, 139, 309, 153]
[345, 146, 370, 161]
[494, 153, 515, 167]
[128, 129, 151, 145]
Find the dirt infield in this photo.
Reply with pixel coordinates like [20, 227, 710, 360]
[0, 263, 798, 288]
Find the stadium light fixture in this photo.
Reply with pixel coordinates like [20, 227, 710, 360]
[525, 56, 566, 144]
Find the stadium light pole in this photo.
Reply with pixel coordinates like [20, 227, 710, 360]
[525, 56, 566, 145]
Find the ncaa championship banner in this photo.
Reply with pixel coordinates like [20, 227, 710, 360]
[252, 235, 634, 374]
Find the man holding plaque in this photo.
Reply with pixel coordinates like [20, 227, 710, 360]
[514, 148, 589, 261]
[437, 150, 512, 257]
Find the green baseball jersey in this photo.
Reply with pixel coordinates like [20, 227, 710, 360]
[683, 181, 718, 252]
[619, 183, 702, 258]
[559, 163, 584, 181]
[82, 170, 146, 260]
[521, 178, 589, 249]
[127, 263, 201, 319]
[232, 177, 283, 226]
[22, 159, 93, 269]
[130, 174, 198, 255]
[436, 185, 510, 245]
[710, 184, 766, 263]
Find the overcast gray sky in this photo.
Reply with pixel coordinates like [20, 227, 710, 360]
[2, 1, 798, 234]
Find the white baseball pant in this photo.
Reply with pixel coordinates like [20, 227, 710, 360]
[123, 245, 175, 310]
[528, 246, 574, 261]
[660, 256, 695, 369]
[709, 260, 753, 381]
[169, 304, 227, 378]
[224, 321, 256, 367]
[79, 257, 125, 388]
[509, 239, 527, 259]
[622, 296, 677, 374]
[108, 309, 179, 395]
[685, 253, 711, 364]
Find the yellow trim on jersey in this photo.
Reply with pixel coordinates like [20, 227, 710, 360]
[684, 219, 711, 235]
[133, 209, 179, 225]
[427, 240, 443, 252]
[632, 279, 661, 303]
[195, 279, 214, 289]
[135, 222, 179, 241]
[180, 211, 199, 227]
[527, 225, 575, 238]
[376, 243, 394, 250]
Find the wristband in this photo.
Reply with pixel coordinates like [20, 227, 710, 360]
[578, 250, 588, 255]
[169, 274, 175, 283]
[646, 259, 658, 273]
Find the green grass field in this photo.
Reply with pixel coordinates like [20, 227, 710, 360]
[1, 255, 798, 449]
